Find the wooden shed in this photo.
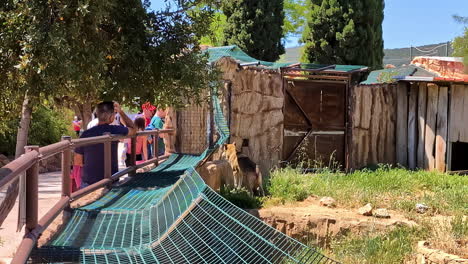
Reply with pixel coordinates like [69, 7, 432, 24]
[172, 46, 468, 174]
[352, 77, 468, 173]
[171, 46, 369, 174]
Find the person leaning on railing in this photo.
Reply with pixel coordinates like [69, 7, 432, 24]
[74, 101, 136, 189]
[146, 107, 166, 157]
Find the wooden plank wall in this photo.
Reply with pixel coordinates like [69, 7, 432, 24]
[350, 84, 397, 169]
[449, 84, 468, 143]
[424, 84, 438, 170]
[407, 83, 418, 169]
[416, 83, 427, 168]
[393, 82, 468, 172]
[396, 82, 408, 166]
[351, 82, 468, 172]
[435, 87, 448, 172]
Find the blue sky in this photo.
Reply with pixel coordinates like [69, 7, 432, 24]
[150, 0, 467, 49]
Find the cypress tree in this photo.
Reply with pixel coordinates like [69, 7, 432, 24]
[222, 0, 285, 61]
[301, 0, 384, 69]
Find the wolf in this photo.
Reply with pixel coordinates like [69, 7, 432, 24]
[221, 142, 264, 196]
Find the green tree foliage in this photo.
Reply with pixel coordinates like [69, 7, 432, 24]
[452, 15, 468, 72]
[222, 0, 285, 61]
[0, 0, 218, 225]
[0, 0, 217, 112]
[301, 0, 384, 69]
[0, 106, 73, 156]
[283, 0, 307, 39]
[199, 11, 227, 46]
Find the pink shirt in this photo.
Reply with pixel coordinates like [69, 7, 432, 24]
[126, 136, 146, 155]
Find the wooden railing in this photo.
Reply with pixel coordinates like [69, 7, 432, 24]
[0, 129, 174, 264]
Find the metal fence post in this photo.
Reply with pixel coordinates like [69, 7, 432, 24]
[61, 136, 72, 197]
[154, 131, 159, 166]
[209, 92, 215, 149]
[129, 136, 136, 177]
[103, 133, 112, 179]
[24, 145, 39, 234]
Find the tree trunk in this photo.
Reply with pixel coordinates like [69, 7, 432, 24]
[72, 102, 93, 131]
[15, 95, 32, 158]
[0, 94, 32, 227]
[81, 102, 93, 130]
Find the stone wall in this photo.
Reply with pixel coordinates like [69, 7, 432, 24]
[216, 57, 284, 177]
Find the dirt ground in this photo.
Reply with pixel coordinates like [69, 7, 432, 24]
[251, 196, 418, 246]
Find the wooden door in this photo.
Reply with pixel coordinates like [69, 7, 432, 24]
[283, 80, 346, 168]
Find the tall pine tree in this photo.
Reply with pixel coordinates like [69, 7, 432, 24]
[222, 0, 285, 61]
[301, 0, 384, 69]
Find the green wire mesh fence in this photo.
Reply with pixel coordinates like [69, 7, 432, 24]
[30, 96, 339, 264]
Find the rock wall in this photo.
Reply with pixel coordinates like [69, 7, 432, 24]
[216, 57, 284, 177]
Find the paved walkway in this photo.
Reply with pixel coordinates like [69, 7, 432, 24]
[0, 143, 128, 263]
[0, 170, 62, 263]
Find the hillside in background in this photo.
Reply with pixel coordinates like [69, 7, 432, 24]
[281, 42, 454, 67]
[383, 42, 453, 67]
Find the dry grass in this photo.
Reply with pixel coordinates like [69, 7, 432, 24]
[425, 215, 468, 257]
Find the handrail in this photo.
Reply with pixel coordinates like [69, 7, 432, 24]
[0, 129, 172, 191]
[0, 150, 39, 192]
[0, 128, 174, 264]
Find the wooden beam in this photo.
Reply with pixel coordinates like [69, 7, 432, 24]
[396, 82, 408, 166]
[417, 83, 427, 169]
[61, 136, 72, 197]
[407, 83, 418, 169]
[435, 86, 448, 172]
[461, 85, 468, 143]
[449, 84, 464, 142]
[425, 84, 439, 170]
[24, 146, 39, 234]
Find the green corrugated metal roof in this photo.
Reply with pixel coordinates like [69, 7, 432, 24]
[204, 45, 291, 69]
[361, 65, 439, 85]
[204, 46, 368, 72]
[300, 63, 367, 72]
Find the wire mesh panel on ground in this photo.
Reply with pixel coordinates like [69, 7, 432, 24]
[30, 96, 338, 264]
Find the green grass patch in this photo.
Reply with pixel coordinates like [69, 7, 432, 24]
[266, 165, 467, 215]
[323, 226, 426, 264]
[220, 186, 262, 209]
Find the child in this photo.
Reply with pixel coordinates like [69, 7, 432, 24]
[125, 117, 148, 166]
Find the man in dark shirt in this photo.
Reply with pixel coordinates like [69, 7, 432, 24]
[74, 102, 136, 188]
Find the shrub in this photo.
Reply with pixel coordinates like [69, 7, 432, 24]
[220, 186, 261, 209]
[0, 106, 74, 156]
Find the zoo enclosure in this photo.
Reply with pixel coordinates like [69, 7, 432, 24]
[351, 79, 468, 173]
[0, 129, 173, 264]
[281, 65, 368, 169]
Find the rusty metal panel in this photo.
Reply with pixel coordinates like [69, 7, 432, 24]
[320, 85, 346, 130]
[286, 81, 321, 126]
[283, 79, 346, 167]
[313, 133, 345, 167]
[283, 130, 309, 161]
[284, 91, 310, 127]
[287, 81, 345, 130]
